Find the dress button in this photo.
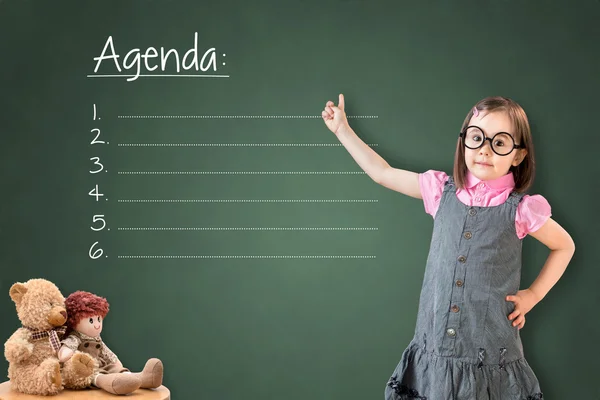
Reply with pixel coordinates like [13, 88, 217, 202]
[464, 231, 472, 239]
[478, 183, 485, 189]
[446, 328, 456, 337]
[456, 280, 464, 287]
[469, 208, 477, 216]
[475, 197, 481, 202]
[451, 305, 460, 313]
[457, 255, 466, 263]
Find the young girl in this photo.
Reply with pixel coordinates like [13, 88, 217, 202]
[322, 95, 575, 399]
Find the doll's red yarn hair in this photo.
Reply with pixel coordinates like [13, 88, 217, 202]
[65, 290, 110, 330]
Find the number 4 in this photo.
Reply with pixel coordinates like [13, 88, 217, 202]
[89, 184, 104, 201]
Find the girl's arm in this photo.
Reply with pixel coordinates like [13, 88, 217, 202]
[336, 124, 422, 199]
[527, 217, 575, 301]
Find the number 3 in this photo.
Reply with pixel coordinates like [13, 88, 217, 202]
[90, 157, 104, 173]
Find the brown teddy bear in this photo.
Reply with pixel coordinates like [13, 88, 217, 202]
[58, 290, 163, 395]
[3, 278, 95, 396]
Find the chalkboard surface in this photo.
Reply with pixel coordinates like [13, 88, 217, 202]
[1, 1, 598, 399]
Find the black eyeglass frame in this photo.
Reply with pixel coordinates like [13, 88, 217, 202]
[459, 125, 524, 156]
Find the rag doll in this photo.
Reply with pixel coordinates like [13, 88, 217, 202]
[58, 290, 163, 395]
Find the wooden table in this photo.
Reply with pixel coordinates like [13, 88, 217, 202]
[0, 381, 170, 399]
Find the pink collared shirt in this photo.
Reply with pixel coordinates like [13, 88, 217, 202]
[418, 170, 552, 239]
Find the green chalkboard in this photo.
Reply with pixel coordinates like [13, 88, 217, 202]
[1, 1, 598, 399]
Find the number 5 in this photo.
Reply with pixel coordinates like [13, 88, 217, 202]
[91, 215, 106, 231]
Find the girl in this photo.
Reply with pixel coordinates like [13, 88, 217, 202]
[321, 95, 575, 399]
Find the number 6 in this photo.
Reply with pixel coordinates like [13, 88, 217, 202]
[89, 242, 103, 259]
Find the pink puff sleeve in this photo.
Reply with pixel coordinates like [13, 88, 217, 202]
[515, 194, 552, 239]
[418, 170, 449, 218]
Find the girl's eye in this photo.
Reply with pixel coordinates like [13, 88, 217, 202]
[97, 317, 101, 323]
[89, 318, 94, 324]
[494, 140, 505, 147]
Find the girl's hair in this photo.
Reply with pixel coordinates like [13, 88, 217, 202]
[453, 96, 535, 193]
[64, 290, 110, 331]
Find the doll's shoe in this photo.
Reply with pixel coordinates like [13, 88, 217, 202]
[132, 358, 163, 388]
[95, 373, 141, 395]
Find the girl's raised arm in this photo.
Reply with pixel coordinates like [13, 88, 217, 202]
[376, 166, 422, 199]
[322, 94, 422, 199]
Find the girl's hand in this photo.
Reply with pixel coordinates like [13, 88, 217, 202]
[322, 93, 349, 135]
[506, 289, 539, 329]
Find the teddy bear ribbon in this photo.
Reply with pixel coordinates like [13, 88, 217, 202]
[27, 326, 67, 353]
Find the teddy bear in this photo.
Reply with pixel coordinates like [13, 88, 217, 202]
[58, 290, 164, 395]
[4, 278, 96, 396]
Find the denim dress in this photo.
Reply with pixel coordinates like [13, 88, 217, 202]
[385, 176, 544, 400]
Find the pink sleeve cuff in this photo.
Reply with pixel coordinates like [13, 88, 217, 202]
[515, 194, 552, 239]
[418, 170, 449, 218]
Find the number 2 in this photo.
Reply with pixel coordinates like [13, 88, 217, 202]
[91, 128, 105, 145]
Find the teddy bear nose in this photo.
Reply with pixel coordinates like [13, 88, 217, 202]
[60, 311, 67, 319]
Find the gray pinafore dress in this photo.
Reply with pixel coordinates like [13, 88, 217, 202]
[385, 176, 544, 400]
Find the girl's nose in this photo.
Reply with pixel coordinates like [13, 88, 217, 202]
[479, 140, 492, 155]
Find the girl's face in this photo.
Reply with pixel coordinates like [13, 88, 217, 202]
[74, 314, 103, 337]
[464, 110, 527, 181]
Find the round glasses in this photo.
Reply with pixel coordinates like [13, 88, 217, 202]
[459, 126, 523, 156]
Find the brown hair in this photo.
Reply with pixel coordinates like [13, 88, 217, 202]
[64, 290, 110, 331]
[453, 96, 535, 193]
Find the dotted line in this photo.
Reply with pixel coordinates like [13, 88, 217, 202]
[117, 143, 379, 147]
[118, 255, 376, 259]
[117, 171, 366, 175]
[117, 199, 378, 203]
[117, 115, 378, 119]
[117, 227, 378, 231]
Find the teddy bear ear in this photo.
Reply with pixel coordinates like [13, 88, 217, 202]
[9, 283, 28, 305]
